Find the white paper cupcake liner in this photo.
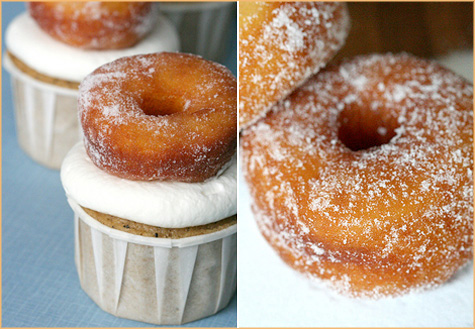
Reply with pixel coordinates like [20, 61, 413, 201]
[4, 54, 81, 169]
[68, 198, 237, 325]
[158, 2, 234, 62]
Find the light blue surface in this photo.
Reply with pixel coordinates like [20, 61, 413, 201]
[2, 2, 237, 327]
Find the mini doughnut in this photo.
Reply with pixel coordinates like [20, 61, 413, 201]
[28, 2, 157, 49]
[241, 53, 473, 297]
[79, 52, 237, 182]
[239, 2, 350, 129]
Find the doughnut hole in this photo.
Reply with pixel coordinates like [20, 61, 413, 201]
[135, 83, 199, 117]
[139, 92, 185, 116]
[337, 103, 399, 151]
[130, 57, 227, 117]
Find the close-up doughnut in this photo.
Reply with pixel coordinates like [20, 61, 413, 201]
[239, 2, 350, 129]
[241, 53, 473, 297]
[79, 52, 237, 182]
[28, 2, 157, 49]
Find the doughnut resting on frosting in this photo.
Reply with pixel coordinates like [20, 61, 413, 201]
[79, 52, 237, 182]
[239, 2, 350, 129]
[241, 53, 473, 297]
[61, 143, 237, 229]
[28, 2, 157, 49]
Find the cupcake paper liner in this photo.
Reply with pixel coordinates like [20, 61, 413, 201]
[68, 198, 237, 325]
[159, 2, 234, 62]
[4, 55, 81, 169]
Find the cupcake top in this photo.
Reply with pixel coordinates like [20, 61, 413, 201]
[6, 12, 179, 82]
[61, 143, 237, 229]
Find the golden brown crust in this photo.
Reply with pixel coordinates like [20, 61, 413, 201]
[7, 52, 80, 89]
[79, 52, 237, 182]
[28, 2, 156, 50]
[239, 2, 350, 129]
[83, 206, 237, 239]
[241, 54, 473, 297]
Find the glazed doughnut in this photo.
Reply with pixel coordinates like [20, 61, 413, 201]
[241, 53, 473, 297]
[28, 2, 157, 49]
[79, 52, 237, 182]
[239, 2, 350, 129]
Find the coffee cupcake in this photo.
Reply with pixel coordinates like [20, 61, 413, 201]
[61, 52, 237, 325]
[62, 144, 237, 325]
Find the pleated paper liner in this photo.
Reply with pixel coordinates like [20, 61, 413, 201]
[68, 198, 237, 325]
[4, 52, 81, 169]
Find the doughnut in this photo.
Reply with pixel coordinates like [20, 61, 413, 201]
[239, 2, 350, 129]
[28, 2, 157, 49]
[79, 52, 237, 182]
[241, 53, 473, 297]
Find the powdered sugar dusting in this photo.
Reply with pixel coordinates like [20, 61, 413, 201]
[239, 2, 350, 128]
[270, 7, 306, 53]
[79, 53, 237, 182]
[241, 53, 473, 297]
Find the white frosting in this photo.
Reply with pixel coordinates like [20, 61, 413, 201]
[61, 143, 237, 228]
[6, 12, 180, 82]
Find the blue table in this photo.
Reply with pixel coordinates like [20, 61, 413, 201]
[2, 2, 237, 327]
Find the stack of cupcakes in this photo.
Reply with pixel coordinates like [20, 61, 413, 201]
[61, 52, 237, 325]
[4, 2, 179, 169]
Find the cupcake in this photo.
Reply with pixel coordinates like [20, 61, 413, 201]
[158, 2, 235, 61]
[4, 2, 179, 169]
[61, 52, 237, 325]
